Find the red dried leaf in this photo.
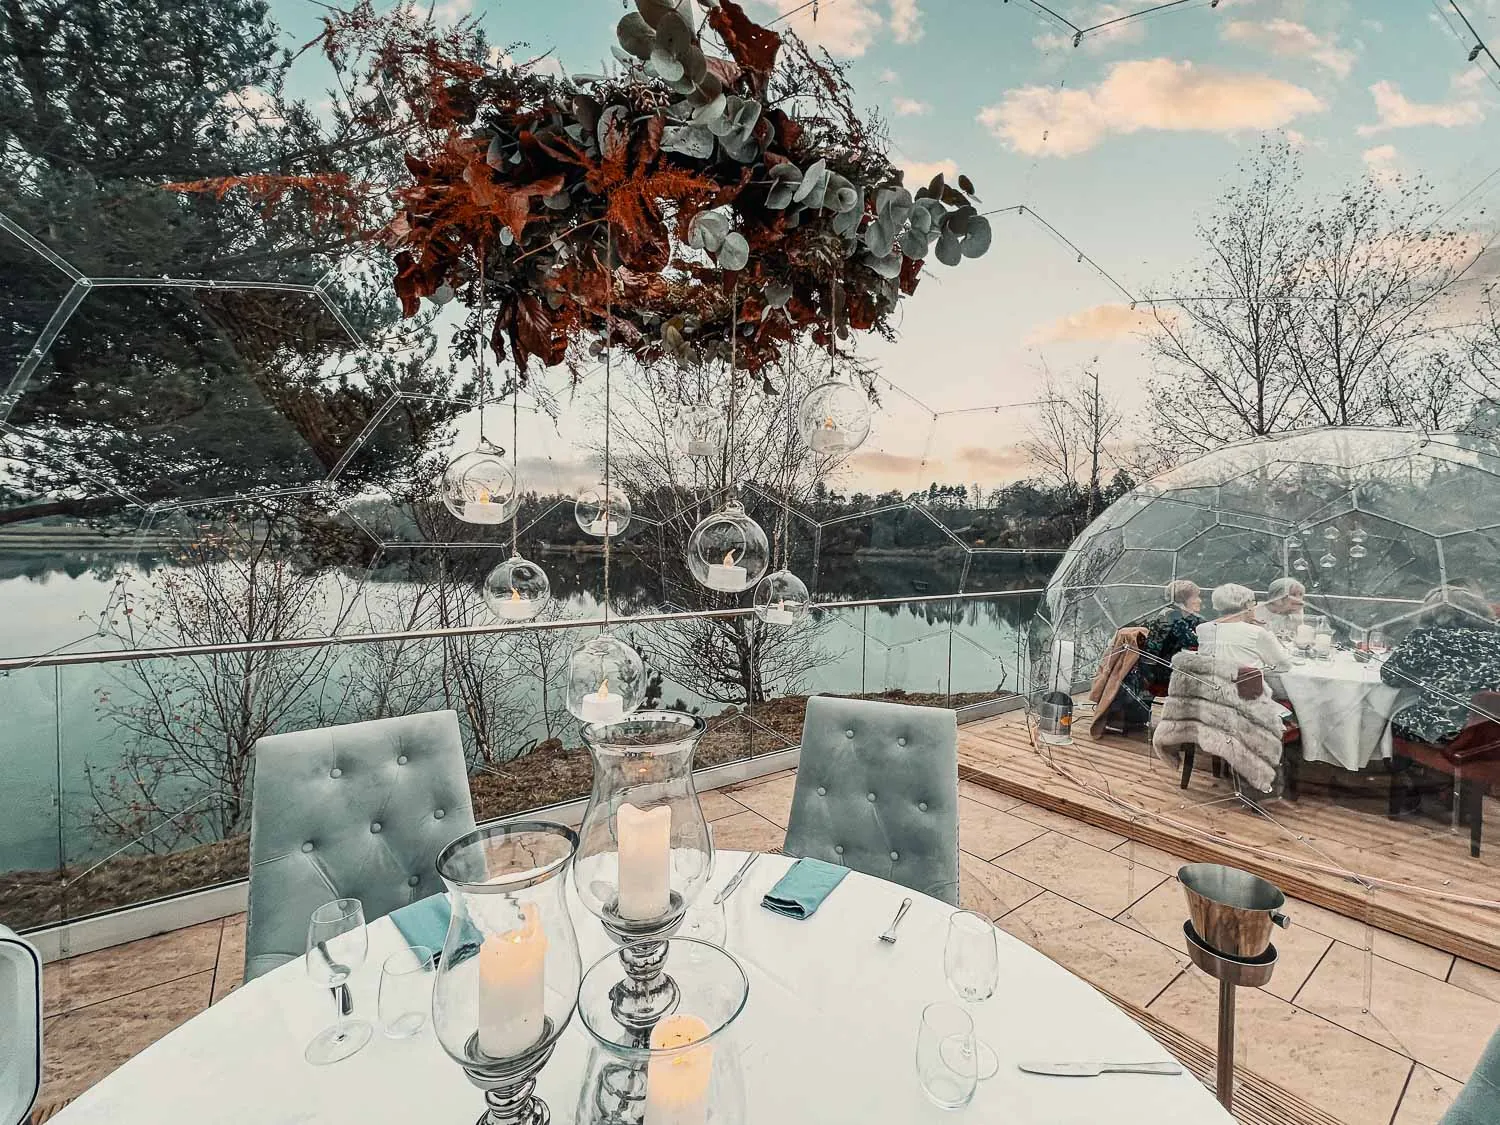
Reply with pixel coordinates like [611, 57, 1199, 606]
[899, 254, 923, 296]
[512, 292, 568, 371]
[393, 250, 423, 317]
[707, 0, 780, 78]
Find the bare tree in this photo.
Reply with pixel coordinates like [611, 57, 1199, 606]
[1021, 364, 1122, 524]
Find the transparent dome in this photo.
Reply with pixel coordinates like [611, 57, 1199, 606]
[575, 482, 632, 538]
[796, 381, 872, 456]
[752, 568, 811, 626]
[685, 500, 770, 593]
[441, 440, 519, 524]
[482, 553, 551, 622]
[1038, 427, 1500, 685]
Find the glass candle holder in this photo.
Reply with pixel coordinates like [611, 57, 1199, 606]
[576, 483, 632, 538]
[752, 569, 810, 626]
[483, 553, 551, 623]
[575, 712, 714, 1033]
[442, 440, 520, 525]
[432, 823, 582, 1125]
[575, 938, 749, 1125]
[674, 402, 726, 460]
[795, 380, 872, 456]
[685, 501, 769, 594]
[567, 634, 647, 725]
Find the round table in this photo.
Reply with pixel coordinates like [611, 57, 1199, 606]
[1278, 651, 1405, 770]
[52, 852, 1232, 1124]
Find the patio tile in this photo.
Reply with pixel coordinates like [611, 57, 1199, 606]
[1284, 896, 1454, 978]
[1117, 878, 1331, 1002]
[1008, 800, 1127, 851]
[1450, 957, 1500, 1004]
[729, 773, 797, 827]
[1393, 1065, 1463, 1125]
[956, 797, 1047, 861]
[958, 851, 1042, 920]
[994, 832, 1165, 917]
[998, 892, 1185, 1008]
[41, 971, 213, 1105]
[708, 810, 786, 854]
[213, 914, 246, 1003]
[698, 789, 749, 823]
[1108, 837, 1195, 877]
[1295, 940, 1500, 1082]
[957, 779, 1021, 811]
[1148, 969, 1412, 1125]
[43, 919, 222, 1017]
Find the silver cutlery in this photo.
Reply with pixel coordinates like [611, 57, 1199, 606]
[713, 853, 760, 905]
[316, 939, 354, 1015]
[878, 897, 912, 944]
[1018, 1060, 1183, 1077]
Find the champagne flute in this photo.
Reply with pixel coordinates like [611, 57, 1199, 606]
[305, 897, 373, 1064]
[943, 910, 1000, 1080]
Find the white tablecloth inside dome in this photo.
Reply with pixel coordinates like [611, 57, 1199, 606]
[1279, 652, 1404, 770]
[51, 852, 1231, 1125]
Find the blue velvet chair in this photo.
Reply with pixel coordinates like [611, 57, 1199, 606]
[0, 924, 40, 1125]
[1442, 1023, 1500, 1124]
[784, 695, 960, 905]
[244, 710, 476, 982]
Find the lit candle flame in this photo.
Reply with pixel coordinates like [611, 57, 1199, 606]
[777, 599, 785, 611]
[822, 416, 835, 430]
[509, 587, 521, 603]
[477, 487, 491, 504]
[721, 549, 740, 567]
[596, 679, 609, 700]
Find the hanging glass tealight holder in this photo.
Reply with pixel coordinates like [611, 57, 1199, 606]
[1348, 542, 1368, 560]
[442, 439, 519, 525]
[1322, 525, 1340, 541]
[673, 402, 726, 461]
[752, 569, 810, 626]
[575, 483, 632, 538]
[567, 634, 646, 726]
[483, 553, 551, 622]
[1319, 551, 1338, 570]
[795, 381, 872, 456]
[685, 500, 769, 594]
[1292, 556, 1310, 573]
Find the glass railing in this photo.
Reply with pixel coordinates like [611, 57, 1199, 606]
[0, 587, 1046, 934]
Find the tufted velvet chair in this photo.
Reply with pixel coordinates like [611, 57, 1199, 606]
[1442, 1022, 1500, 1124]
[784, 696, 960, 905]
[244, 711, 476, 982]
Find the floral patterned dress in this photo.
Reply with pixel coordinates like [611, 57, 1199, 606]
[1380, 626, 1500, 744]
[1118, 609, 1202, 721]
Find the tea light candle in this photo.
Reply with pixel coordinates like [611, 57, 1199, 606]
[478, 905, 546, 1059]
[646, 1013, 714, 1125]
[1294, 623, 1315, 648]
[580, 680, 624, 725]
[1314, 632, 1333, 657]
[705, 551, 747, 592]
[588, 515, 621, 536]
[686, 438, 714, 458]
[463, 489, 506, 524]
[617, 802, 671, 921]
[809, 417, 846, 453]
[763, 599, 797, 626]
[494, 587, 534, 621]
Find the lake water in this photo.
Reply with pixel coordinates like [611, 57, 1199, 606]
[0, 555, 1046, 873]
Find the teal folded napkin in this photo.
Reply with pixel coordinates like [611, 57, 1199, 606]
[761, 857, 849, 919]
[389, 893, 479, 956]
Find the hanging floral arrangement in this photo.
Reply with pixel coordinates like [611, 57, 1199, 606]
[174, 0, 991, 382]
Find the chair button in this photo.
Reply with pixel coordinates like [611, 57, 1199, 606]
[329, 767, 342, 779]
[434, 809, 446, 820]
[867, 792, 876, 802]
[834, 845, 844, 855]
[890, 851, 900, 861]
[918, 801, 928, 812]
[301, 842, 314, 853]
[371, 822, 382, 833]
[816, 786, 826, 796]
[397, 754, 409, 765]
[845, 730, 854, 739]
[897, 737, 907, 747]
[407, 875, 420, 887]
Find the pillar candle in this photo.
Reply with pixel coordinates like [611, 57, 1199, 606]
[1294, 623, 1315, 647]
[646, 1013, 714, 1125]
[705, 551, 747, 591]
[617, 802, 672, 920]
[478, 904, 546, 1059]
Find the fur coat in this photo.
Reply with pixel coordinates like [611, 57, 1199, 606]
[1088, 626, 1148, 739]
[1152, 650, 1285, 792]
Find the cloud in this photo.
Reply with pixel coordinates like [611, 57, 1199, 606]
[1221, 19, 1355, 78]
[1034, 3, 1145, 53]
[1357, 80, 1483, 135]
[978, 58, 1324, 157]
[901, 158, 959, 185]
[879, 68, 898, 83]
[757, 0, 883, 56]
[1362, 143, 1401, 187]
[890, 0, 923, 44]
[892, 97, 931, 116]
[1028, 303, 1167, 344]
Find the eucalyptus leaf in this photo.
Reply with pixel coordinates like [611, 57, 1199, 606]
[866, 251, 903, 279]
[498, 227, 515, 247]
[610, 44, 637, 65]
[765, 163, 802, 209]
[793, 158, 828, 205]
[722, 132, 759, 163]
[864, 216, 895, 255]
[960, 216, 992, 258]
[875, 187, 897, 216]
[661, 123, 715, 158]
[765, 280, 793, 307]
[934, 229, 962, 267]
[651, 47, 684, 82]
[544, 189, 571, 210]
[717, 231, 749, 271]
[432, 283, 455, 305]
[899, 228, 929, 258]
[572, 94, 601, 134]
[945, 207, 972, 236]
[636, 0, 682, 29]
[692, 91, 728, 127]
[908, 206, 932, 235]
[486, 134, 505, 167]
[691, 71, 723, 105]
[831, 204, 862, 239]
[824, 172, 859, 213]
[655, 9, 693, 56]
[687, 210, 731, 251]
[683, 46, 708, 84]
[958, 173, 978, 198]
[597, 104, 629, 158]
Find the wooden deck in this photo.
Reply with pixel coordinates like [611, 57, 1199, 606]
[958, 708, 1500, 970]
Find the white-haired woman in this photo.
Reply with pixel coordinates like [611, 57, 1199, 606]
[1255, 577, 1306, 642]
[1197, 583, 1292, 680]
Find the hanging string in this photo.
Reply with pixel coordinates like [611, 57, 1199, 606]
[778, 364, 793, 569]
[477, 245, 488, 445]
[509, 381, 520, 556]
[602, 223, 613, 628]
[828, 276, 838, 382]
[724, 283, 738, 499]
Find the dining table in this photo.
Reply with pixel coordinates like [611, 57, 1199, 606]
[50, 850, 1233, 1124]
[1277, 650, 1406, 771]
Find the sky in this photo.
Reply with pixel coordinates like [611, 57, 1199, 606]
[268, 0, 1500, 496]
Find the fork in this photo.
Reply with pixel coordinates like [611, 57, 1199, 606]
[878, 898, 912, 944]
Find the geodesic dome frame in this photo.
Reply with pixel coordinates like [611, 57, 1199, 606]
[1038, 427, 1500, 684]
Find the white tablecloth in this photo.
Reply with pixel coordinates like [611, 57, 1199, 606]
[1280, 652, 1404, 770]
[53, 853, 1231, 1124]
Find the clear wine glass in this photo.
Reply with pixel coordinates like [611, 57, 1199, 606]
[943, 910, 999, 1080]
[305, 897, 373, 1065]
[1369, 628, 1390, 659]
[916, 1002, 978, 1109]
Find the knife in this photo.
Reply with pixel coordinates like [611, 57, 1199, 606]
[713, 853, 759, 905]
[1018, 1061, 1182, 1077]
[316, 939, 354, 1016]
